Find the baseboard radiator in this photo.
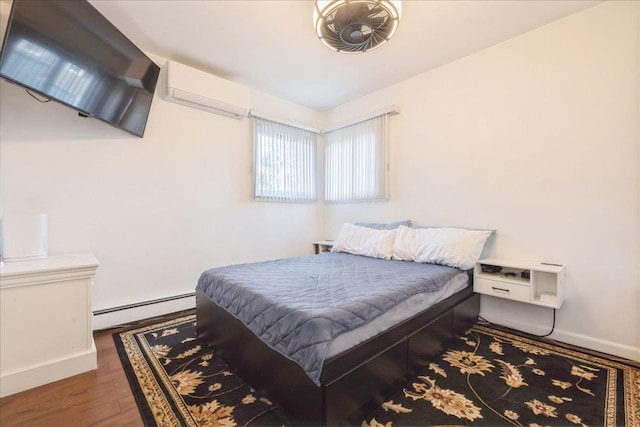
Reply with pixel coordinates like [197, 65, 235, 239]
[93, 292, 196, 330]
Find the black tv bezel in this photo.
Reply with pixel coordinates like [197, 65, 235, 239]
[0, 0, 160, 138]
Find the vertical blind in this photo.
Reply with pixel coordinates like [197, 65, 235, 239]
[325, 113, 390, 202]
[253, 117, 318, 202]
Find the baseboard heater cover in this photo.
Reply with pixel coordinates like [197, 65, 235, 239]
[93, 292, 195, 316]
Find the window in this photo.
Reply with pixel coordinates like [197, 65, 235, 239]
[324, 114, 390, 202]
[253, 117, 318, 202]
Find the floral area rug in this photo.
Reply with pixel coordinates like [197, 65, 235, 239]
[115, 315, 640, 427]
[114, 315, 288, 427]
[363, 324, 640, 427]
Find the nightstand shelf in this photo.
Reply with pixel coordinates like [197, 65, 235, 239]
[474, 257, 565, 308]
[313, 240, 334, 254]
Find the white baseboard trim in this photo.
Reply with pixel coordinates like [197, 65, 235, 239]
[0, 340, 97, 398]
[92, 294, 196, 330]
[481, 312, 640, 362]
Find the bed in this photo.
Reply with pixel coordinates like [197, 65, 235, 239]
[195, 250, 480, 426]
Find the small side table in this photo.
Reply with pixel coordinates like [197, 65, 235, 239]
[473, 257, 565, 308]
[313, 240, 334, 254]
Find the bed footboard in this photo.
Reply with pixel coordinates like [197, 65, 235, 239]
[196, 289, 479, 426]
[196, 291, 323, 425]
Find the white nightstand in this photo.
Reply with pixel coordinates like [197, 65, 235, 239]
[313, 240, 334, 254]
[473, 257, 565, 309]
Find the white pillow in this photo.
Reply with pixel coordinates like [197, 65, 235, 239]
[331, 223, 397, 260]
[392, 225, 492, 270]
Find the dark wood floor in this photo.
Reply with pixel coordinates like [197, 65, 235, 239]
[2, 310, 637, 426]
[0, 310, 194, 427]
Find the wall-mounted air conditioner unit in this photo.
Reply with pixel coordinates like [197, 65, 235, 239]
[162, 61, 250, 119]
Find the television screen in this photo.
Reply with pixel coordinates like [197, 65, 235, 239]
[0, 0, 160, 137]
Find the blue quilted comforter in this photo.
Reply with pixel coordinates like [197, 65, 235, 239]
[196, 252, 466, 385]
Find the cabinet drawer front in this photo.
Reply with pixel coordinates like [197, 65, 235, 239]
[474, 278, 530, 303]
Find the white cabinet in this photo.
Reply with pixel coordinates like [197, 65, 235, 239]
[473, 257, 565, 308]
[0, 253, 99, 397]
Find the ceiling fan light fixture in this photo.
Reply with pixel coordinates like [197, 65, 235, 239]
[313, 0, 402, 53]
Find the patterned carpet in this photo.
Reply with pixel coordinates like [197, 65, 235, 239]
[363, 325, 639, 427]
[114, 315, 640, 427]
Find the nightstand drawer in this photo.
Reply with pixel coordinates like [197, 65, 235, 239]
[474, 277, 530, 303]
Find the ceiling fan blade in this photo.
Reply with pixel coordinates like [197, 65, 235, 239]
[365, 17, 387, 28]
[334, 2, 370, 26]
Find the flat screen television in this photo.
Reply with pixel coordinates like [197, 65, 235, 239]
[0, 0, 160, 137]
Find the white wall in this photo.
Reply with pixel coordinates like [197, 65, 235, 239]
[0, 51, 325, 327]
[1, 1, 638, 360]
[324, 1, 640, 360]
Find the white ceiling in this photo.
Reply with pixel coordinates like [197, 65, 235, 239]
[89, 0, 600, 111]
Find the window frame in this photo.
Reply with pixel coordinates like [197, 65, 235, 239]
[252, 116, 319, 203]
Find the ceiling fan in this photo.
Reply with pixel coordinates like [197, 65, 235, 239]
[313, 0, 402, 53]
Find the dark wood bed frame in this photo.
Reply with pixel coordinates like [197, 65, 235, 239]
[196, 287, 479, 426]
